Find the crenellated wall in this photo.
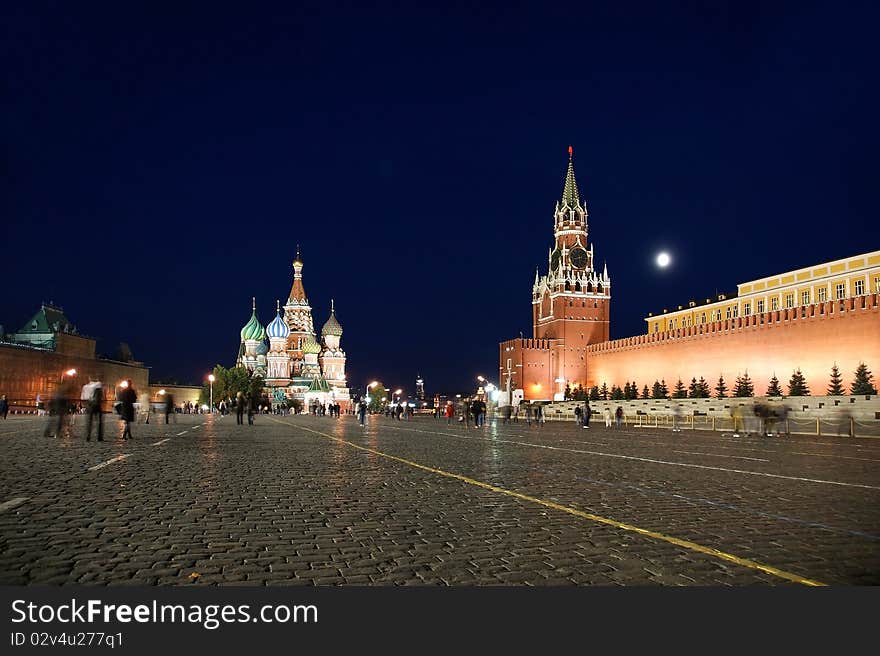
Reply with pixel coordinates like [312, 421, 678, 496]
[586, 294, 880, 395]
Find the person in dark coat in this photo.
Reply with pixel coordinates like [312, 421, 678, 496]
[236, 392, 245, 425]
[164, 392, 175, 424]
[85, 383, 104, 441]
[0, 394, 8, 419]
[118, 380, 137, 440]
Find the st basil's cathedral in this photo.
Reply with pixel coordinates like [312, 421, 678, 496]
[236, 249, 350, 409]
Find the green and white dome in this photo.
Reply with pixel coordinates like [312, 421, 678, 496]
[240, 298, 266, 341]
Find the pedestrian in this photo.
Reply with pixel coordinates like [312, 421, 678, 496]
[525, 403, 532, 427]
[138, 390, 151, 424]
[583, 400, 591, 429]
[236, 392, 245, 425]
[85, 381, 104, 441]
[513, 404, 519, 423]
[574, 405, 582, 426]
[731, 405, 743, 436]
[0, 394, 7, 419]
[247, 394, 256, 425]
[357, 400, 367, 427]
[164, 392, 175, 424]
[615, 405, 624, 429]
[535, 403, 544, 427]
[445, 401, 454, 425]
[44, 380, 73, 438]
[118, 380, 136, 440]
[603, 406, 612, 428]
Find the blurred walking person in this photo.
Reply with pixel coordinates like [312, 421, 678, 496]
[445, 401, 455, 425]
[236, 392, 245, 425]
[118, 380, 137, 440]
[0, 394, 8, 420]
[164, 392, 175, 424]
[85, 381, 104, 441]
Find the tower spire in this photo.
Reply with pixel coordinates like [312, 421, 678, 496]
[561, 145, 580, 208]
[252, 296, 256, 311]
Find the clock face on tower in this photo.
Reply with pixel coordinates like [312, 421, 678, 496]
[569, 247, 588, 269]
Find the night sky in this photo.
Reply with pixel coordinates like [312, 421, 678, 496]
[3, 2, 878, 397]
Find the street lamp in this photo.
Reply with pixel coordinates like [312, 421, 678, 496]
[394, 388, 402, 403]
[208, 374, 215, 412]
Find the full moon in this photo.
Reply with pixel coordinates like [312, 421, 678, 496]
[656, 252, 671, 268]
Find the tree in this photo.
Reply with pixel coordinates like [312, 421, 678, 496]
[572, 384, 586, 401]
[696, 377, 711, 398]
[588, 386, 600, 401]
[642, 385, 650, 399]
[714, 375, 728, 399]
[623, 382, 632, 399]
[651, 380, 663, 399]
[563, 384, 572, 401]
[827, 363, 845, 396]
[687, 377, 699, 398]
[600, 382, 609, 400]
[673, 379, 687, 398]
[787, 369, 810, 396]
[766, 375, 783, 397]
[659, 379, 669, 399]
[851, 363, 878, 395]
[610, 385, 624, 400]
[629, 381, 639, 400]
[368, 383, 388, 413]
[733, 372, 754, 397]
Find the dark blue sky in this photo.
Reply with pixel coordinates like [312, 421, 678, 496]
[3, 1, 878, 396]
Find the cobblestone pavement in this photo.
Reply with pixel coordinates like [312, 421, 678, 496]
[0, 412, 878, 586]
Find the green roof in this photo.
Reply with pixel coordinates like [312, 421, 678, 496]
[18, 304, 74, 334]
[307, 376, 331, 393]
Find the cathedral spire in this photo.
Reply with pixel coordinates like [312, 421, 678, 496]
[288, 248, 308, 303]
[561, 145, 580, 208]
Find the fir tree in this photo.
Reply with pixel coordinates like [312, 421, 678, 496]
[600, 382, 609, 400]
[733, 372, 754, 397]
[696, 377, 711, 398]
[659, 379, 669, 399]
[787, 369, 810, 396]
[623, 382, 633, 400]
[630, 381, 639, 401]
[589, 386, 600, 401]
[687, 377, 699, 398]
[642, 385, 650, 400]
[714, 375, 728, 398]
[851, 363, 878, 395]
[651, 380, 663, 399]
[673, 379, 687, 398]
[563, 384, 572, 401]
[827, 363, 845, 396]
[610, 385, 624, 400]
[766, 375, 783, 397]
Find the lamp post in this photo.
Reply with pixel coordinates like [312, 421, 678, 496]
[208, 374, 215, 413]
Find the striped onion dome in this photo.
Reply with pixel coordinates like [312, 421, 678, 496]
[266, 300, 290, 339]
[321, 300, 343, 337]
[240, 298, 266, 341]
[302, 334, 322, 355]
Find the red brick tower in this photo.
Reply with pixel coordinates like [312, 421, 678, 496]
[532, 147, 610, 397]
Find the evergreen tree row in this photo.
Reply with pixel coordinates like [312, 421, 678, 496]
[566, 363, 878, 401]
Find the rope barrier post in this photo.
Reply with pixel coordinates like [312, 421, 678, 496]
[816, 417, 820, 436]
[712, 416, 716, 432]
[850, 417, 855, 438]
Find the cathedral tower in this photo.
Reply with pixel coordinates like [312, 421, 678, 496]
[283, 247, 316, 376]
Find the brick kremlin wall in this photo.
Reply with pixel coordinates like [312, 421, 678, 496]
[585, 294, 880, 396]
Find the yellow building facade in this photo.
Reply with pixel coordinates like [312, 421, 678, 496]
[646, 251, 880, 334]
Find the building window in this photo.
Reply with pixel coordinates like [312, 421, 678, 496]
[801, 290, 810, 305]
[732, 305, 739, 318]
[874, 276, 880, 294]
[854, 279, 865, 296]
[771, 297, 779, 311]
[757, 299, 764, 313]
[725, 307, 731, 319]
[818, 287, 827, 303]
[835, 283, 846, 299]
[701, 312, 707, 324]
[784, 293, 794, 308]
[653, 323, 658, 333]
[743, 302, 751, 316]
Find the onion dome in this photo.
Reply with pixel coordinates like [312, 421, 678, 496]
[266, 300, 290, 339]
[321, 299, 343, 337]
[302, 334, 322, 355]
[240, 297, 266, 341]
[256, 341, 269, 356]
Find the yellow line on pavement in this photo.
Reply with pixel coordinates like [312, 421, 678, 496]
[271, 418, 825, 586]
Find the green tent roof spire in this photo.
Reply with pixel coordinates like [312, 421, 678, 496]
[561, 145, 580, 208]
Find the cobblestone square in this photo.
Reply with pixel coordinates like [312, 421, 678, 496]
[1, 413, 878, 586]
